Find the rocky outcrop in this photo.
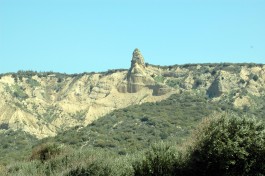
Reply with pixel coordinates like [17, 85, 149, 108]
[118, 48, 170, 95]
[118, 48, 153, 93]
[207, 70, 245, 98]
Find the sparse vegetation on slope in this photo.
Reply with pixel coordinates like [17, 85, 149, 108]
[0, 130, 37, 165]
[1, 114, 264, 176]
[40, 93, 223, 154]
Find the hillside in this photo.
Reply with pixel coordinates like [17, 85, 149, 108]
[39, 93, 227, 153]
[0, 49, 265, 175]
[0, 49, 265, 139]
[1, 96, 264, 175]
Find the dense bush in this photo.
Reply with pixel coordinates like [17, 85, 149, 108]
[253, 74, 259, 81]
[0, 123, 9, 130]
[132, 143, 182, 176]
[30, 143, 62, 162]
[193, 79, 203, 88]
[66, 163, 111, 176]
[186, 115, 265, 176]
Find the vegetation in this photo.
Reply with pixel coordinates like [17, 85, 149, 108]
[193, 78, 203, 88]
[1, 63, 265, 175]
[132, 143, 182, 176]
[153, 75, 165, 83]
[30, 143, 62, 162]
[11, 84, 29, 100]
[1, 114, 264, 176]
[39, 93, 222, 154]
[0, 130, 38, 165]
[26, 77, 41, 87]
[186, 114, 265, 176]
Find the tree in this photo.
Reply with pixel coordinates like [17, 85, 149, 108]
[187, 114, 265, 176]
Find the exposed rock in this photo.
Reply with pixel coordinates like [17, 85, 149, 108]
[130, 48, 145, 68]
[118, 48, 170, 94]
[207, 70, 240, 98]
[234, 96, 251, 109]
[126, 48, 153, 93]
[149, 84, 173, 96]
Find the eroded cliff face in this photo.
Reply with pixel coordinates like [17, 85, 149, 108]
[117, 49, 172, 95]
[0, 49, 265, 138]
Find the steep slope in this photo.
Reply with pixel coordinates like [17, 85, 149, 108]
[0, 49, 265, 138]
[40, 93, 223, 154]
[38, 92, 265, 155]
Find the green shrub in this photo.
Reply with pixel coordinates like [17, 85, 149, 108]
[0, 123, 9, 130]
[186, 115, 265, 176]
[154, 75, 165, 83]
[66, 162, 111, 176]
[239, 79, 246, 84]
[193, 79, 203, 88]
[26, 78, 40, 87]
[30, 143, 62, 162]
[12, 85, 28, 100]
[132, 143, 182, 176]
[211, 70, 217, 75]
[252, 74, 259, 81]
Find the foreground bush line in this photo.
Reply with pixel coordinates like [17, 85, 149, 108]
[1, 114, 265, 176]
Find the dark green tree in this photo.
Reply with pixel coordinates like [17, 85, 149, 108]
[186, 115, 265, 176]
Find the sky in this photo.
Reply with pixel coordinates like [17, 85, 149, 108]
[0, 0, 265, 74]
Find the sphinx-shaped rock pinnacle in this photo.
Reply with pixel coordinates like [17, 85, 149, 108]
[131, 48, 145, 68]
[117, 48, 171, 95]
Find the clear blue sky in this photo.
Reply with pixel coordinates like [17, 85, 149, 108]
[0, 0, 264, 74]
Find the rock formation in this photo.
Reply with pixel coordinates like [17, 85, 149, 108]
[118, 48, 171, 95]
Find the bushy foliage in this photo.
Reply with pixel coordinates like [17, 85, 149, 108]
[0, 130, 37, 165]
[30, 143, 62, 162]
[12, 84, 29, 100]
[253, 74, 259, 81]
[3, 147, 132, 176]
[132, 143, 182, 176]
[186, 114, 265, 176]
[2, 115, 265, 176]
[26, 78, 40, 87]
[66, 163, 111, 176]
[153, 75, 165, 83]
[193, 78, 203, 88]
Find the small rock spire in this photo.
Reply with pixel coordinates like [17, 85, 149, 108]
[131, 48, 145, 67]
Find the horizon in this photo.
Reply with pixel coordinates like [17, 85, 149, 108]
[1, 60, 264, 75]
[1, 0, 265, 74]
